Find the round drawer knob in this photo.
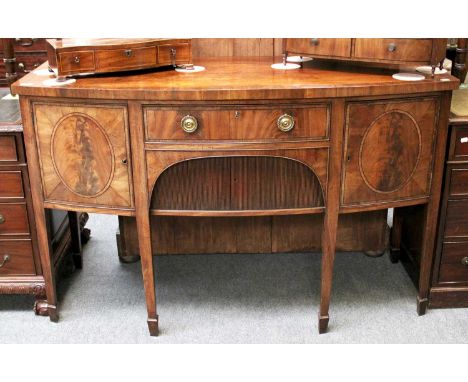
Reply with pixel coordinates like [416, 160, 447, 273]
[0, 214, 5, 224]
[277, 114, 295, 132]
[0, 254, 10, 268]
[310, 38, 320, 46]
[461, 257, 468, 266]
[181, 115, 198, 133]
[387, 43, 397, 52]
[74, 56, 80, 64]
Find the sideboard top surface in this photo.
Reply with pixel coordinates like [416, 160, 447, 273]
[12, 57, 459, 101]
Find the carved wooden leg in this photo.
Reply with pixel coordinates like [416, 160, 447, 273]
[68, 211, 83, 269]
[318, 99, 344, 334]
[20, 98, 59, 323]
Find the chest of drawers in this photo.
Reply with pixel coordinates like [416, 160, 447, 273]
[0, 92, 89, 315]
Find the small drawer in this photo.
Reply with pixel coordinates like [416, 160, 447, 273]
[286, 38, 352, 58]
[232, 106, 329, 141]
[0, 171, 24, 198]
[58, 50, 95, 75]
[0, 136, 18, 161]
[0, 203, 30, 235]
[95, 46, 157, 71]
[444, 199, 468, 238]
[354, 39, 433, 62]
[0, 239, 36, 276]
[157, 43, 191, 65]
[145, 108, 230, 140]
[439, 241, 468, 283]
[449, 126, 468, 161]
[448, 167, 468, 197]
[13, 38, 47, 52]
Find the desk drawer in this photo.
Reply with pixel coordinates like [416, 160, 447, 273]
[95, 47, 157, 71]
[0, 203, 30, 235]
[145, 105, 329, 141]
[449, 126, 468, 161]
[0, 171, 24, 198]
[58, 50, 95, 75]
[157, 43, 191, 65]
[286, 38, 352, 58]
[444, 199, 468, 238]
[448, 167, 468, 197]
[354, 39, 433, 62]
[439, 242, 468, 283]
[0, 136, 18, 161]
[0, 240, 36, 276]
[232, 106, 329, 141]
[145, 108, 230, 140]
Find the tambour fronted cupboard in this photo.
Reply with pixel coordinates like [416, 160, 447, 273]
[12, 56, 459, 335]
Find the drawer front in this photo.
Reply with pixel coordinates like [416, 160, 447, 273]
[448, 168, 468, 197]
[58, 50, 95, 75]
[16, 52, 48, 76]
[354, 39, 433, 62]
[0, 240, 36, 276]
[342, 98, 438, 206]
[0, 136, 17, 161]
[95, 47, 157, 71]
[145, 108, 231, 140]
[145, 105, 329, 142]
[13, 38, 47, 52]
[33, 103, 133, 209]
[0, 203, 30, 235]
[439, 242, 468, 283]
[157, 43, 191, 65]
[0, 171, 24, 198]
[286, 38, 352, 58]
[444, 199, 468, 237]
[232, 106, 329, 140]
[449, 126, 468, 161]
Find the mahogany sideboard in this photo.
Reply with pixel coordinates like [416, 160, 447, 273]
[0, 88, 89, 312]
[12, 57, 459, 335]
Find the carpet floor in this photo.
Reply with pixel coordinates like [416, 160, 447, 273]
[1, 213, 468, 343]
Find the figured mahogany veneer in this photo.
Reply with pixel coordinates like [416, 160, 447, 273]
[12, 56, 459, 336]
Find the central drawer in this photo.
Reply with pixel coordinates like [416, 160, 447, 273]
[144, 104, 330, 142]
[95, 47, 157, 71]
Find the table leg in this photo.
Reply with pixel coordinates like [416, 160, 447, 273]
[136, 211, 159, 336]
[68, 211, 83, 269]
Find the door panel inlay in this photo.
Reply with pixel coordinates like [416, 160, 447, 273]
[51, 113, 114, 197]
[359, 111, 421, 193]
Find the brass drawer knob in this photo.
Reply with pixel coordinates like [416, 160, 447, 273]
[181, 115, 198, 133]
[310, 38, 320, 46]
[0, 254, 10, 268]
[0, 214, 5, 224]
[124, 49, 133, 57]
[73, 56, 80, 64]
[461, 257, 468, 266]
[387, 43, 397, 52]
[277, 114, 295, 132]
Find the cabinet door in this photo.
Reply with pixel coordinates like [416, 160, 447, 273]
[341, 98, 439, 207]
[33, 103, 133, 209]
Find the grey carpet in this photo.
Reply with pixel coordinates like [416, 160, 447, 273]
[1, 213, 467, 343]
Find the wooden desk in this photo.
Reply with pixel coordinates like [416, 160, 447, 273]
[12, 57, 459, 335]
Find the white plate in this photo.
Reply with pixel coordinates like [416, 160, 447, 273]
[271, 63, 300, 70]
[416, 66, 448, 75]
[175, 65, 205, 73]
[42, 78, 76, 86]
[286, 56, 313, 63]
[392, 72, 425, 81]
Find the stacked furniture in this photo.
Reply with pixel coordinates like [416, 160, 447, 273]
[12, 46, 458, 335]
